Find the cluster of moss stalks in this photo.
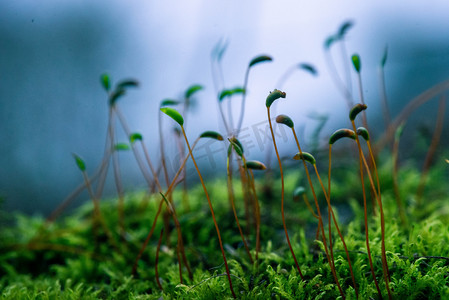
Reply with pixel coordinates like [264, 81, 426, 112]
[1, 157, 449, 299]
[1, 21, 449, 299]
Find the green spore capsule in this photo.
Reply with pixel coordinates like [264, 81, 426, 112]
[129, 133, 143, 144]
[329, 129, 356, 145]
[160, 107, 184, 126]
[219, 89, 232, 102]
[100, 73, 111, 92]
[160, 99, 179, 107]
[338, 20, 354, 39]
[249, 55, 272, 68]
[293, 152, 316, 165]
[349, 103, 367, 121]
[228, 137, 244, 157]
[219, 87, 245, 102]
[276, 114, 294, 128]
[114, 143, 130, 151]
[199, 131, 224, 141]
[116, 79, 139, 90]
[245, 160, 267, 170]
[109, 89, 125, 106]
[356, 127, 370, 141]
[185, 84, 203, 99]
[72, 153, 86, 171]
[299, 63, 318, 76]
[266, 89, 286, 108]
[351, 54, 361, 73]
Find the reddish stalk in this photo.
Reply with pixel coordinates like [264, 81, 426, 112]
[275, 112, 341, 293]
[115, 107, 191, 281]
[328, 129, 363, 297]
[266, 107, 305, 281]
[351, 120, 383, 299]
[131, 139, 200, 278]
[359, 145, 392, 298]
[181, 125, 236, 298]
[247, 169, 261, 261]
[241, 158, 265, 263]
[311, 158, 358, 298]
[238, 160, 252, 235]
[290, 141, 347, 298]
[357, 127, 392, 293]
[226, 149, 254, 263]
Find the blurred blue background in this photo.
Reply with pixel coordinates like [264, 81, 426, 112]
[1, 1, 449, 215]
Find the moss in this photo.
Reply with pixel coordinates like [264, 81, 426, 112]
[1, 159, 449, 299]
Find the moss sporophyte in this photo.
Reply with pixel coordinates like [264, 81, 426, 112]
[4, 20, 449, 299]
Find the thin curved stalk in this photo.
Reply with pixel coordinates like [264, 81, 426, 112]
[359, 145, 391, 299]
[108, 131, 126, 239]
[328, 144, 359, 298]
[351, 120, 383, 299]
[366, 139, 391, 287]
[180, 103, 190, 211]
[355, 70, 368, 130]
[235, 67, 250, 135]
[312, 160, 358, 299]
[140, 140, 162, 190]
[227, 93, 235, 131]
[266, 107, 305, 281]
[357, 124, 392, 298]
[247, 169, 261, 262]
[158, 110, 171, 188]
[290, 128, 343, 296]
[237, 159, 252, 235]
[226, 153, 254, 263]
[239, 152, 262, 262]
[131, 139, 199, 278]
[181, 125, 236, 298]
[116, 107, 192, 281]
[114, 108, 155, 187]
[175, 133, 190, 211]
[112, 150, 126, 240]
[132, 198, 164, 276]
[95, 107, 114, 200]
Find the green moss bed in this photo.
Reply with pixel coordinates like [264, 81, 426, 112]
[2, 21, 449, 299]
[1, 156, 449, 299]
